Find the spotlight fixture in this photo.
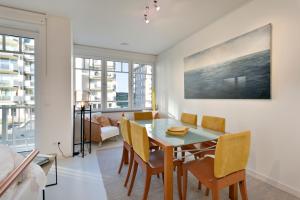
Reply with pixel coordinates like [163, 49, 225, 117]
[144, 14, 150, 24]
[154, 0, 160, 11]
[144, 6, 150, 24]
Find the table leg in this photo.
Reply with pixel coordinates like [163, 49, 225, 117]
[164, 146, 173, 200]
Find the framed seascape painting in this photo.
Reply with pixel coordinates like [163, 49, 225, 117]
[184, 24, 272, 99]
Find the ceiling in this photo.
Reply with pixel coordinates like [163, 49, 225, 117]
[0, 0, 250, 55]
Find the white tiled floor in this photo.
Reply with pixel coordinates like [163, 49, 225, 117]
[44, 150, 107, 200]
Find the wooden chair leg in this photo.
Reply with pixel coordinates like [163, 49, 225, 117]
[212, 186, 220, 200]
[162, 172, 164, 183]
[128, 161, 138, 196]
[157, 174, 160, 179]
[118, 146, 125, 174]
[124, 149, 134, 187]
[198, 181, 202, 190]
[205, 188, 209, 196]
[182, 168, 188, 200]
[239, 180, 248, 200]
[142, 169, 152, 200]
[174, 147, 178, 158]
[181, 151, 185, 162]
[177, 165, 183, 200]
[229, 184, 238, 200]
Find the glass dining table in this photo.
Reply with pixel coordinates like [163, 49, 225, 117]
[133, 118, 224, 200]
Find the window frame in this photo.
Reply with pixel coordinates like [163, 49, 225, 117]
[73, 55, 155, 112]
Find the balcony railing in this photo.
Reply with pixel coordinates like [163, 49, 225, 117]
[0, 105, 35, 151]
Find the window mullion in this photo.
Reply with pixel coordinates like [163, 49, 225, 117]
[128, 61, 133, 110]
[102, 59, 107, 111]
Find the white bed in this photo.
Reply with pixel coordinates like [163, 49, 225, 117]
[0, 145, 46, 200]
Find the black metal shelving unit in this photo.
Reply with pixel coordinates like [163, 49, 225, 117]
[73, 105, 92, 158]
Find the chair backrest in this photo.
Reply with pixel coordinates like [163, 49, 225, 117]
[214, 131, 251, 178]
[133, 112, 153, 120]
[201, 115, 225, 133]
[181, 113, 197, 126]
[130, 122, 150, 162]
[120, 117, 132, 145]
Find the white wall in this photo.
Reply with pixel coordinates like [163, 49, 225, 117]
[156, 0, 300, 197]
[35, 15, 73, 156]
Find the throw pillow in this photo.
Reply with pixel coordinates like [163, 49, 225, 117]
[97, 116, 111, 127]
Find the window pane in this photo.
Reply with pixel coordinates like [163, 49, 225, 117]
[107, 61, 114, 71]
[75, 58, 83, 69]
[133, 64, 153, 108]
[22, 38, 34, 53]
[122, 63, 129, 72]
[24, 55, 34, 75]
[94, 59, 101, 69]
[133, 64, 152, 74]
[90, 102, 101, 110]
[107, 61, 129, 109]
[5, 36, 19, 52]
[0, 53, 19, 73]
[85, 59, 93, 69]
[0, 34, 35, 151]
[115, 62, 121, 72]
[75, 69, 89, 101]
[0, 35, 3, 50]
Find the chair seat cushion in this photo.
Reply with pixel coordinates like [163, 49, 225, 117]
[101, 126, 119, 141]
[148, 150, 164, 169]
[185, 157, 215, 182]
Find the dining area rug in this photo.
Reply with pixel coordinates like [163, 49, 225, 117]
[96, 147, 299, 200]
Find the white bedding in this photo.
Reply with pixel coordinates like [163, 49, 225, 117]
[0, 145, 46, 200]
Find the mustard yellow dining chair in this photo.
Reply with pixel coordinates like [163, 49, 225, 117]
[176, 112, 198, 158]
[133, 111, 159, 151]
[180, 112, 197, 126]
[133, 112, 153, 120]
[118, 117, 134, 187]
[182, 131, 251, 200]
[202, 115, 225, 133]
[128, 122, 182, 200]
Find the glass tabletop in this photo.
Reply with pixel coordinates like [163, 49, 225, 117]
[134, 118, 223, 147]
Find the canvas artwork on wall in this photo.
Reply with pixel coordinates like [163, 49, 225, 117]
[184, 24, 271, 99]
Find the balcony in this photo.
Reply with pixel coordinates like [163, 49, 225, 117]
[0, 79, 21, 88]
[24, 80, 34, 88]
[24, 65, 34, 75]
[0, 63, 19, 74]
[0, 105, 35, 151]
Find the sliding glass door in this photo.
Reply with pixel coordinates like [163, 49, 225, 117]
[0, 29, 36, 151]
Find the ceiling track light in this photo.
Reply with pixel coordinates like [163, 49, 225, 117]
[154, 0, 160, 11]
[144, 14, 150, 24]
[144, 6, 150, 24]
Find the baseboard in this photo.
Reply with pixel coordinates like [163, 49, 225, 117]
[247, 169, 300, 198]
